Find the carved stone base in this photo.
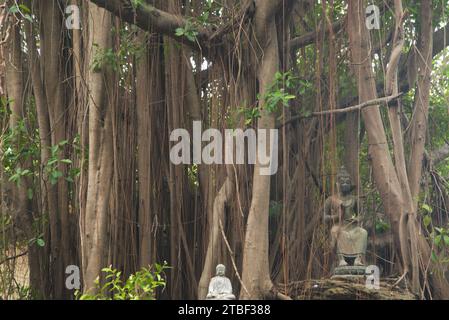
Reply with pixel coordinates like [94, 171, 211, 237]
[206, 294, 236, 300]
[332, 265, 366, 277]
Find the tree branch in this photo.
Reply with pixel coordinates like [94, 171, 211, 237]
[279, 93, 403, 127]
[88, 0, 214, 54]
[288, 18, 345, 50]
[0, 251, 28, 266]
[316, 93, 404, 115]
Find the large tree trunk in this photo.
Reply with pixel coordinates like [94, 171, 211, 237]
[240, 0, 280, 300]
[384, 0, 421, 293]
[80, 4, 114, 293]
[39, 0, 72, 298]
[136, 32, 152, 269]
[407, 1, 433, 206]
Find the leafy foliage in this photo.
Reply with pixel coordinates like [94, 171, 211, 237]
[197, 0, 222, 26]
[77, 263, 169, 300]
[44, 140, 78, 185]
[1, 120, 39, 187]
[175, 19, 199, 42]
[91, 45, 120, 73]
[375, 217, 391, 233]
[261, 71, 297, 113]
[8, 3, 33, 23]
[237, 106, 261, 126]
[91, 26, 146, 85]
[131, 0, 144, 9]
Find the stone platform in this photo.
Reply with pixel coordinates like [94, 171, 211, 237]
[281, 278, 416, 300]
[332, 265, 367, 277]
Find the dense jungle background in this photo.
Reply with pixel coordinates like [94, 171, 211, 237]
[1, 0, 449, 300]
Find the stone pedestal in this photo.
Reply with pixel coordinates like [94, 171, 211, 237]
[206, 295, 236, 300]
[333, 265, 366, 276]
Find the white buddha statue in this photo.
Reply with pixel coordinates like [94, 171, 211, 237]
[206, 264, 236, 300]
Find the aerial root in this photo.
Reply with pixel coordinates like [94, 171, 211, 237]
[392, 271, 408, 290]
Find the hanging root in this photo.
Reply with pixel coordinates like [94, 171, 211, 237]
[392, 271, 408, 290]
[275, 291, 293, 300]
[266, 286, 292, 300]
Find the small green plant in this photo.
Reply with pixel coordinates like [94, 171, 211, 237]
[269, 200, 283, 218]
[2, 120, 38, 165]
[0, 97, 12, 117]
[91, 45, 119, 72]
[260, 71, 297, 113]
[198, 6, 211, 25]
[29, 233, 45, 248]
[421, 203, 433, 228]
[131, 0, 144, 8]
[2, 120, 39, 187]
[8, 3, 33, 23]
[175, 19, 199, 42]
[187, 164, 199, 188]
[238, 106, 261, 126]
[91, 27, 145, 79]
[422, 203, 449, 264]
[76, 262, 169, 300]
[44, 140, 77, 185]
[197, 0, 220, 26]
[432, 227, 449, 248]
[8, 168, 32, 187]
[375, 217, 390, 233]
[430, 225, 449, 264]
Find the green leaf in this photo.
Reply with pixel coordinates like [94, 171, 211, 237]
[423, 215, 432, 227]
[27, 188, 33, 200]
[431, 251, 438, 263]
[434, 234, 442, 246]
[60, 159, 72, 164]
[50, 170, 63, 185]
[18, 4, 31, 14]
[444, 235, 449, 246]
[8, 5, 19, 14]
[51, 145, 59, 154]
[36, 238, 45, 247]
[131, 0, 144, 8]
[422, 203, 433, 213]
[186, 33, 197, 42]
[24, 14, 33, 23]
[66, 176, 74, 183]
[175, 28, 185, 36]
[47, 159, 58, 166]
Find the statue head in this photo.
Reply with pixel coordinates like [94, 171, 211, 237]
[337, 166, 352, 195]
[216, 264, 226, 276]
